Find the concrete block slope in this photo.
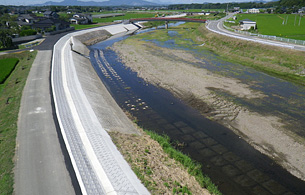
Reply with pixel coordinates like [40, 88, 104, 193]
[51, 24, 150, 194]
[102, 25, 128, 35]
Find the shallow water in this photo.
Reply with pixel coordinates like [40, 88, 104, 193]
[146, 31, 305, 136]
[89, 29, 305, 194]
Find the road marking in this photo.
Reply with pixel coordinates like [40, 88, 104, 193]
[28, 107, 46, 114]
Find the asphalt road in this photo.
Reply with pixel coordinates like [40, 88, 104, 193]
[14, 32, 81, 195]
[206, 13, 305, 52]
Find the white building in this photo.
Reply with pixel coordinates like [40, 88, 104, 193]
[247, 8, 260, 14]
[70, 13, 92, 25]
[239, 19, 256, 30]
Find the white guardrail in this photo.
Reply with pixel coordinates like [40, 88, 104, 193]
[223, 23, 305, 46]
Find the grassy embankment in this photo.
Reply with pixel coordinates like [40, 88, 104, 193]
[0, 51, 37, 194]
[110, 129, 220, 195]
[131, 22, 305, 86]
[226, 13, 305, 40]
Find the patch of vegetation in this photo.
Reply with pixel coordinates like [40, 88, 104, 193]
[187, 13, 226, 21]
[143, 21, 167, 28]
[110, 129, 219, 194]
[18, 41, 41, 50]
[0, 51, 37, 194]
[19, 29, 37, 37]
[145, 130, 221, 195]
[0, 58, 19, 84]
[172, 181, 192, 195]
[192, 23, 305, 86]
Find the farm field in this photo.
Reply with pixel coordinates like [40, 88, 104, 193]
[93, 12, 156, 23]
[236, 13, 305, 40]
[167, 9, 225, 12]
[70, 24, 100, 30]
[0, 58, 19, 84]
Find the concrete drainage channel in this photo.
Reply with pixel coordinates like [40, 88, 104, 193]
[51, 23, 150, 194]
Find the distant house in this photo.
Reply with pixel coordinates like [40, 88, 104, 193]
[70, 13, 92, 25]
[43, 11, 59, 19]
[247, 8, 260, 14]
[33, 18, 70, 32]
[17, 14, 35, 24]
[16, 14, 44, 26]
[239, 19, 256, 30]
[234, 7, 240, 12]
[298, 7, 305, 13]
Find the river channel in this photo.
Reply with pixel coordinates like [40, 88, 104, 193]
[89, 27, 305, 194]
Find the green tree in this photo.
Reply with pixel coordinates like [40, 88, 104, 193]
[0, 30, 13, 49]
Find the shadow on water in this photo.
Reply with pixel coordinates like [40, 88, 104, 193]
[89, 30, 305, 194]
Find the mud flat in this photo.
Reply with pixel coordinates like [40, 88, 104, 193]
[112, 38, 305, 181]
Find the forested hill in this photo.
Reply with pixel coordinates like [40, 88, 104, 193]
[279, 0, 305, 7]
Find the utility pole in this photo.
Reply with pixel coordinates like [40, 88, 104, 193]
[299, 14, 302, 26]
[227, 3, 229, 15]
[286, 15, 288, 25]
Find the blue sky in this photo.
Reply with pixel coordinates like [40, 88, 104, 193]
[0, 0, 273, 6]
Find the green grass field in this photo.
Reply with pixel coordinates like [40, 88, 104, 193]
[236, 13, 305, 40]
[0, 51, 36, 194]
[70, 12, 158, 30]
[163, 9, 225, 13]
[0, 58, 19, 84]
[93, 12, 158, 23]
[69, 10, 225, 30]
[71, 24, 101, 30]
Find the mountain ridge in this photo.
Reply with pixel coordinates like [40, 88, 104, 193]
[33, 0, 159, 6]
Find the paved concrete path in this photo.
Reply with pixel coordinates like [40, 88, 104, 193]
[206, 13, 305, 51]
[15, 50, 78, 195]
[52, 25, 149, 194]
[14, 23, 147, 195]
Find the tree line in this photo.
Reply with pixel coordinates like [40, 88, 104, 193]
[168, 0, 305, 11]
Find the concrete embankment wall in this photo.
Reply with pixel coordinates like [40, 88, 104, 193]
[70, 26, 140, 134]
[71, 24, 138, 56]
[52, 23, 149, 194]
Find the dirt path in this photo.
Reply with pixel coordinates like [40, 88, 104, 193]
[112, 39, 305, 181]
